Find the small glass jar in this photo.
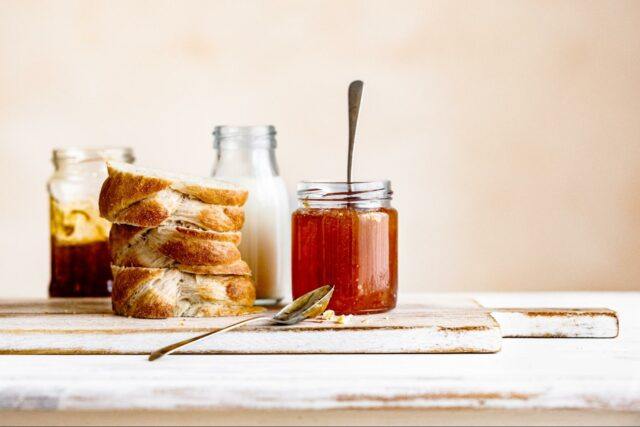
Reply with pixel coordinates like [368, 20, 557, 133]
[212, 126, 290, 304]
[292, 181, 398, 314]
[48, 147, 134, 297]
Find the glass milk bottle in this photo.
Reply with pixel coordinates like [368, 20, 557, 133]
[212, 126, 290, 304]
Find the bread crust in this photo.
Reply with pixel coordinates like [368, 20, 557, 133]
[111, 266, 258, 319]
[110, 224, 246, 273]
[108, 193, 246, 231]
[179, 302, 264, 317]
[99, 165, 172, 221]
[99, 162, 248, 223]
[109, 224, 147, 255]
[186, 275, 256, 306]
[111, 266, 175, 318]
[159, 239, 239, 265]
[112, 197, 173, 228]
[171, 226, 241, 245]
[171, 183, 249, 206]
[176, 260, 252, 275]
[195, 204, 245, 232]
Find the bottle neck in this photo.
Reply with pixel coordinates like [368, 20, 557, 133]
[213, 147, 281, 178]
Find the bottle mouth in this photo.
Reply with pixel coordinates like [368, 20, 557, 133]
[52, 147, 135, 167]
[213, 125, 276, 149]
[297, 180, 392, 203]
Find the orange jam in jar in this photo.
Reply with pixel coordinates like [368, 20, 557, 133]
[292, 181, 397, 314]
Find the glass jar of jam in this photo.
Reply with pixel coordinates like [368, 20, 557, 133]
[48, 147, 134, 297]
[292, 181, 397, 314]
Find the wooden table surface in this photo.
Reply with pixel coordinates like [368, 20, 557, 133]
[0, 292, 639, 426]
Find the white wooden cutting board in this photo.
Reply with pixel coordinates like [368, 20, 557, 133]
[0, 297, 618, 355]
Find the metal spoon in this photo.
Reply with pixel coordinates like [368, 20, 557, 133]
[148, 285, 334, 361]
[347, 80, 364, 184]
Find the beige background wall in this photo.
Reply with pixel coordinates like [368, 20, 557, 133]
[1, 0, 639, 298]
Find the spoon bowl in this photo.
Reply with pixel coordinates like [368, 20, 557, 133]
[273, 285, 334, 325]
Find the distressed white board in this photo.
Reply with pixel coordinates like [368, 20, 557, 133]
[0, 296, 618, 355]
[0, 297, 502, 354]
[490, 307, 619, 338]
[0, 293, 634, 421]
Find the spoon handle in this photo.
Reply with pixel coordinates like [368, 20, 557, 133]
[347, 80, 364, 183]
[148, 315, 268, 361]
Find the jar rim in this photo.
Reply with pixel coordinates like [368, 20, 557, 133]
[297, 180, 392, 202]
[52, 147, 135, 166]
[213, 125, 277, 149]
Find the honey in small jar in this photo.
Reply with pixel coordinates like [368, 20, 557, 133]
[48, 148, 134, 297]
[292, 181, 397, 314]
[49, 198, 113, 297]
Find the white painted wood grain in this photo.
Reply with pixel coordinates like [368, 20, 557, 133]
[0, 350, 638, 412]
[0, 297, 502, 354]
[0, 328, 502, 354]
[491, 308, 619, 338]
[0, 294, 620, 355]
[0, 293, 636, 416]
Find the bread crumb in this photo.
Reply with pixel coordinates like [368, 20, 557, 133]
[319, 310, 353, 325]
[321, 310, 336, 320]
[335, 315, 351, 325]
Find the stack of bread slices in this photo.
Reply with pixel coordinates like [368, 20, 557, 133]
[99, 162, 260, 318]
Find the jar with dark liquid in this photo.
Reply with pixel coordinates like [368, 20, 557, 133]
[48, 148, 134, 297]
[292, 181, 398, 314]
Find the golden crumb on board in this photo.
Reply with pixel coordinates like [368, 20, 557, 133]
[321, 310, 336, 320]
[335, 315, 351, 325]
[318, 310, 352, 325]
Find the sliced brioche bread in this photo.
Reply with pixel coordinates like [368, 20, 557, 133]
[173, 197, 245, 232]
[109, 189, 182, 228]
[111, 266, 260, 318]
[99, 161, 248, 222]
[111, 189, 245, 231]
[110, 224, 247, 273]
